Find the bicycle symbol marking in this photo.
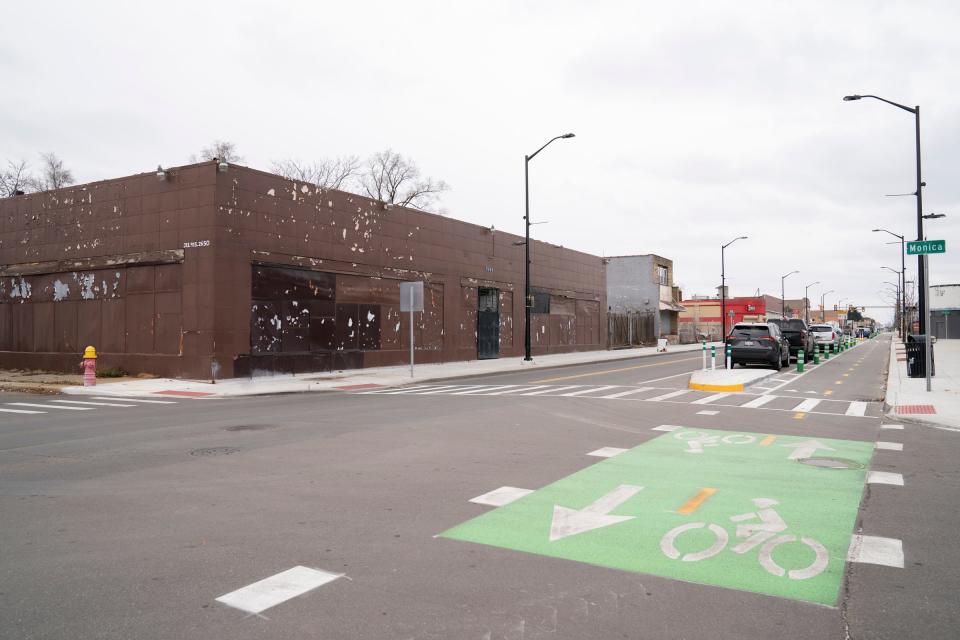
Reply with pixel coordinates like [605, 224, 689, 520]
[660, 498, 829, 580]
[673, 430, 757, 454]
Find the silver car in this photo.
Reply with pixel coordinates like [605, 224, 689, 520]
[808, 323, 837, 348]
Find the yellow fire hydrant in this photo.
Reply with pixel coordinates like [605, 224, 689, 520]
[81, 345, 97, 387]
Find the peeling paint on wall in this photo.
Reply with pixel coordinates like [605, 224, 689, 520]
[53, 279, 70, 301]
[9, 276, 31, 302]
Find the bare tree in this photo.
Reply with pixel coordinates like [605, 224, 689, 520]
[0, 159, 34, 197]
[269, 156, 359, 190]
[194, 140, 243, 163]
[359, 149, 449, 209]
[30, 152, 75, 191]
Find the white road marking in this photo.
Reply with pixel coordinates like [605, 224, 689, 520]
[360, 385, 432, 394]
[587, 447, 628, 458]
[652, 424, 682, 432]
[692, 393, 731, 405]
[91, 396, 178, 404]
[560, 385, 620, 397]
[876, 442, 904, 451]
[469, 486, 533, 507]
[520, 385, 582, 396]
[741, 395, 778, 409]
[550, 484, 643, 541]
[484, 385, 549, 395]
[845, 401, 868, 417]
[378, 385, 462, 394]
[792, 399, 821, 412]
[0, 407, 45, 414]
[846, 535, 904, 568]
[451, 385, 517, 395]
[414, 385, 487, 395]
[782, 439, 835, 460]
[696, 410, 719, 416]
[7, 403, 93, 411]
[648, 390, 689, 402]
[215, 566, 342, 614]
[751, 386, 774, 391]
[881, 424, 904, 430]
[52, 400, 137, 408]
[600, 387, 654, 399]
[867, 471, 904, 486]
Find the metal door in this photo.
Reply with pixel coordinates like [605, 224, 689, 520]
[477, 288, 500, 359]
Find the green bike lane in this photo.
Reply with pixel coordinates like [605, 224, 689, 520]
[442, 425, 874, 606]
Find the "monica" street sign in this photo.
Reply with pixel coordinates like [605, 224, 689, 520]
[906, 240, 946, 255]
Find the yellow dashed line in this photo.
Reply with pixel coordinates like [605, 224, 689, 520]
[835, 381, 843, 385]
[793, 412, 806, 420]
[760, 435, 777, 446]
[677, 487, 717, 515]
[531, 356, 701, 383]
[824, 390, 834, 395]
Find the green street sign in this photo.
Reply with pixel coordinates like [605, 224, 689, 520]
[441, 427, 874, 606]
[907, 239, 945, 255]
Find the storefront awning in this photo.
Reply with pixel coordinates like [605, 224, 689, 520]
[659, 300, 686, 312]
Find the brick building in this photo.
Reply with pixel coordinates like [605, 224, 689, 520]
[0, 161, 606, 378]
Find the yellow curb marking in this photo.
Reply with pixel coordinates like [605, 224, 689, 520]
[677, 487, 717, 515]
[688, 382, 744, 392]
[760, 436, 777, 446]
[532, 356, 701, 383]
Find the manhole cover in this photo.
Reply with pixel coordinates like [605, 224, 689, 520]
[798, 456, 863, 470]
[223, 424, 272, 432]
[189, 447, 242, 457]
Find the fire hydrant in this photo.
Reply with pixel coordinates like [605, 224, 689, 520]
[81, 345, 97, 387]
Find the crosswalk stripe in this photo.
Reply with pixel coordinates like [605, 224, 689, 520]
[845, 401, 868, 417]
[600, 387, 654, 399]
[740, 395, 778, 409]
[382, 385, 465, 394]
[792, 399, 821, 412]
[648, 390, 689, 402]
[559, 385, 621, 397]
[692, 393, 731, 405]
[451, 385, 518, 395]
[484, 385, 549, 395]
[52, 400, 137, 408]
[416, 385, 488, 395]
[520, 385, 582, 396]
[362, 385, 434, 394]
[7, 402, 94, 411]
[91, 396, 178, 404]
[0, 407, 45, 414]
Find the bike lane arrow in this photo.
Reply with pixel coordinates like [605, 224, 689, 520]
[549, 484, 643, 541]
[782, 440, 836, 460]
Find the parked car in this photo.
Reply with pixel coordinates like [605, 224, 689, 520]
[768, 319, 816, 361]
[726, 322, 790, 370]
[808, 323, 838, 349]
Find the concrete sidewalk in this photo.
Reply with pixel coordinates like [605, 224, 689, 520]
[62, 342, 721, 398]
[885, 335, 960, 429]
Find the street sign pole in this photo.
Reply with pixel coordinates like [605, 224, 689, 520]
[400, 281, 425, 379]
[409, 286, 415, 378]
[924, 253, 932, 392]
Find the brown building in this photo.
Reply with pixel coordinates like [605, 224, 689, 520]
[0, 161, 606, 378]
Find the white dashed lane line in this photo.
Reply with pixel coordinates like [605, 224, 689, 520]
[0, 407, 45, 414]
[876, 442, 904, 451]
[52, 400, 137, 408]
[6, 402, 93, 411]
[91, 396, 178, 404]
[216, 566, 343, 615]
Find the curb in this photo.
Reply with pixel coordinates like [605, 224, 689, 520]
[687, 368, 781, 392]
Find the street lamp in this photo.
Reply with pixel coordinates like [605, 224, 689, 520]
[804, 281, 820, 324]
[781, 270, 799, 319]
[881, 265, 905, 339]
[873, 229, 907, 340]
[844, 94, 926, 332]
[721, 236, 748, 340]
[523, 133, 575, 361]
[820, 289, 835, 322]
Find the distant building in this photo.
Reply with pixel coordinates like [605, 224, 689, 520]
[931, 284, 960, 338]
[606, 254, 685, 342]
[679, 295, 770, 341]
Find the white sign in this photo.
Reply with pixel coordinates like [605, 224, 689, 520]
[400, 281, 424, 312]
[183, 240, 211, 248]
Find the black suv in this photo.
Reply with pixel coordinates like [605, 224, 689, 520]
[768, 319, 816, 362]
[726, 322, 790, 370]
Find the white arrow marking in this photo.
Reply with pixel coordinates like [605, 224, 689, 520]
[549, 485, 643, 542]
[782, 439, 836, 460]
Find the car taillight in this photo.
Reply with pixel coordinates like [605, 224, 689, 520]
[760, 336, 777, 342]
[832, 331, 836, 339]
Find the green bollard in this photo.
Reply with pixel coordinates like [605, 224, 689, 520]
[797, 349, 805, 372]
[813, 347, 820, 364]
[824, 344, 830, 360]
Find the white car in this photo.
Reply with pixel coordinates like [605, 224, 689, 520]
[808, 324, 838, 348]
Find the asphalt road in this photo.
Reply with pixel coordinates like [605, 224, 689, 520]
[1, 335, 957, 639]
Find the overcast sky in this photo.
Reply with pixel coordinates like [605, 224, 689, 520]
[4, 1, 959, 323]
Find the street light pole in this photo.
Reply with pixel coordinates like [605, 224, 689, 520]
[721, 236, 748, 340]
[781, 270, 799, 319]
[804, 281, 820, 324]
[523, 133, 575, 361]
[881, 265, 905, 340]
[821, 289, 835, 323]
[873, 229, 906, 340]
[844, 94, 925, 332]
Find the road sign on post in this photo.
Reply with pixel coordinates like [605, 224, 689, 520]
[400, 282, 424, 378]
[906, 240, 946, 255]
